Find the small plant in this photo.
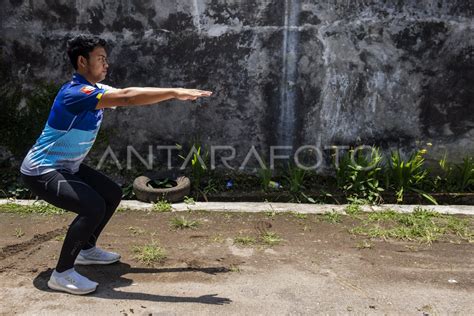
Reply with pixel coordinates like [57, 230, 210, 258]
[284, 163, 307, 195]
[265, 210, 277, 218]
[356, 240, 373, 249]
[345, 203, 363, 216]
[121, 183, 135, 199]
[386, 149, 437, 204]
[336, 147, 384, 204]
[260, 231, 283, 246]
[0, 82, 59, 158]
[288, 211, 307, 219]
[300, 192, 318, 204]
[229, 265, 241, 272]
[132, 242, 167, 265]
[148, 178, 176, 189]
[152, 199, 172, 212]
[127, 226, 146, 236]
[454, 157, 474, 191]
[323, 211, 342, 223]
[434, 154, 474, 192]
[178, 143, 209, 198]
[14, 228, 25, 238]
[258, 166, 273, 191]
[170, 216, 199, 229]
[183, 196, 196, 205]
[233, 235, 257, 246]
[202, 178, 219, 201]
[210, 234, 225, 243]
[55, 234, 66, 241]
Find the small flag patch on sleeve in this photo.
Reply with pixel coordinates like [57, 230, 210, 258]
[80, 86, 96, 95]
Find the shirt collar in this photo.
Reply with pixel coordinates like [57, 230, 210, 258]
[72, 73, 96, 87]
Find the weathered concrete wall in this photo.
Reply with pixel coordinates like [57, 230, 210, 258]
[1, 0, 473, 170]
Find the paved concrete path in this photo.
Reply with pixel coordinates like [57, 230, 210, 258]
[1, 199, 473, 215]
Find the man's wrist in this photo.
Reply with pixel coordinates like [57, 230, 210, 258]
[170, 88, 181, 99]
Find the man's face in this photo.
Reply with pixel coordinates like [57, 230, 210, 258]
[84, 46, 108, 83]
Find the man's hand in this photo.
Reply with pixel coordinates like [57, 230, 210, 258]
[174, 88, 213, 101]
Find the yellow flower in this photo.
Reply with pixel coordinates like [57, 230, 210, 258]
[419, 149, 427, 155]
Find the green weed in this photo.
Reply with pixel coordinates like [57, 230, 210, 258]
[356, 240, 373, 249]
[14, 228, 24, 238]
[351, 207, 473, 243]
[132, 242, 167, 265]
[152, 199, 172, 212]
[170, 216, 199, 230]
[260, 231, 283, 246]
[184, 196, 196, 205]
[323, 211, 342, 223]
[233, 236, 257, 246]
[386, 149, 437, 204]
[288, 211, 307, 220]
[0, 202, 64, 215]
[336, 147, 384, 203]
[127, 226, 146, 236]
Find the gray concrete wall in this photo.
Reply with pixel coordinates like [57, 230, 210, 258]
[1, 0, 473, 170]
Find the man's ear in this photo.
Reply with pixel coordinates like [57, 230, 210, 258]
[77, 55, 88, 69]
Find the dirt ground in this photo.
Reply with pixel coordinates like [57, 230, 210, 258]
[0, 209, 473, 315]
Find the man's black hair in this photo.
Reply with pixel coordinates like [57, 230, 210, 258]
[67, 34, 107, 70]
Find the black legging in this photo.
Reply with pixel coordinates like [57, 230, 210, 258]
[21, 164, 122, 272]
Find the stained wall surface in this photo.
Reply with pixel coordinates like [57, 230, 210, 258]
[1, 0, 473, 170]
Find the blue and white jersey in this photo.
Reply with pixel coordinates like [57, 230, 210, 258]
[21, 73, 114, 176]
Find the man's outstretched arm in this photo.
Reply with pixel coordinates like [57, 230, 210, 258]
[96, 87, 212, 109]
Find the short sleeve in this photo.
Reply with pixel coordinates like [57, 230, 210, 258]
[96, 83, 119, 110]
[63, 84, 106, 114]
[96, 83, 117, 91]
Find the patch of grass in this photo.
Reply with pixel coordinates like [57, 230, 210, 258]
[366, 209, 401, 222]
[0, 202, 64, 215]
[224, 213, 234, 220]
[170, 216, 199, 230]
[323, 211, 342, 223]
[288, 211, 307, 220]
[229, 265, 241, 272]
[210, 234, 225, 243]
[233, 236, 257, 246]
[350, 207, 474, 243]
[345, 203, 362, 216]
[54, 234, 65, 242]
[356, 240, 373, 249]
[132, 242, 167, 265]
[152, 199, 172, 212]
[265, 210, 277, 218]
[127, 226, 146, 236]
[260, 231, 283, 246]
[184, 196, 196, 205]
[14, 228, 24, 238]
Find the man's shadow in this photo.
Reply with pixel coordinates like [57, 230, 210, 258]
[33, 262, 232, 305]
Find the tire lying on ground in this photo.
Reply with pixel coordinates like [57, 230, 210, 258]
[132, 175, 191, 203]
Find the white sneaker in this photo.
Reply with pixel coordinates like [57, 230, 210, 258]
[75, 246, 121, 265]
[47, 268, 98, 295]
